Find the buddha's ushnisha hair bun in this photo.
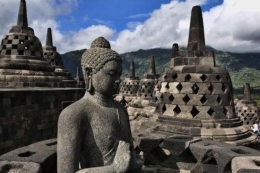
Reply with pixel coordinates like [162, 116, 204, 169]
[81, 37, 122, 75]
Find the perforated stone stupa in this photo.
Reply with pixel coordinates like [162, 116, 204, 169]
[235, 83, 259, 126]
[0, 0, 63, 87]
[127, 56, 160, 129]
[43, 28, 77, 87]
[140, 6, 255, 145]
[136, 56, 160, 101]
[116, 60, 140, 102]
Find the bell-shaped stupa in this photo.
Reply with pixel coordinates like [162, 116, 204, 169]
[130, 56, 160, 107]
[43, 28, 78, 87]
[140, 6, 255, 145]
[235, 83, 259, 126]
[137, 56, 160, 100]
[0, 0, 63, 87]
[116, 60, 140, 102]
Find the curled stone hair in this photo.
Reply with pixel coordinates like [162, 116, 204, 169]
[81, 37, 122, 76]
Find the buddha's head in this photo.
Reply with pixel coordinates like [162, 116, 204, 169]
[81, 37, 122, 97]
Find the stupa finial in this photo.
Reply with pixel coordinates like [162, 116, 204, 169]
[187, 6, 206, 52]
[17, 0, 28, 27]
[243, 83, 251, 101]
[172, 43, 179, 58]
[46, 28, 53, 47]
[130, 60, 135, 78]
[148, 56, 156, 75]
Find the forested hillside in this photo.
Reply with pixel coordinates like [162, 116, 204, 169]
[62, 47, 260, 89]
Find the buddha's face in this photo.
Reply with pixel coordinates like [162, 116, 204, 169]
[92, 60, 122, 97]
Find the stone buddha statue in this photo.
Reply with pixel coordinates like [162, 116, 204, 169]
[57, 37, 143, 173]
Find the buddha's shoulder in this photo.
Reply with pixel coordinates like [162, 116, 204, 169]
[59, 98, 93, 119]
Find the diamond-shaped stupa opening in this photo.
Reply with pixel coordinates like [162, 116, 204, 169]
[207, 108, 215, 116]
[216, 75, 222, 82]
[191, 84, 199, 94]
[176, 83, 183, 92]
[200, 95, 207, 104]
[208, 84, 214, 94]
[182, 94, 190, 104]
[168, 94, 174, 102]
[221, 83, 226, 93]
[173, 105, 181, 115]
[200, 74, 208, 82]
[185, 74, 192, 82]
[216, 96, 222, 104]
[190, 106, 199, 117]
[172, 73, 178, 80]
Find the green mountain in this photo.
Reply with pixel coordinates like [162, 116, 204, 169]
[61, 47, 260, 102]
[62, 47, 260, 88]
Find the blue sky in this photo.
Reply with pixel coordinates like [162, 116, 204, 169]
[0, 0, 259, 54]
[58, 0, 223, 32]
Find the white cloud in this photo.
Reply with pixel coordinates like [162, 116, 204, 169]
[126, 21, 142, 30]
[204, 0, 260, 53]
[93, 19, 114, 26]
[1, 0, 260, 54]
[0, 0, 114, 53]
[111, 0, 207, 53]
[127, 13, 150, 19]
[111, 0, 260, 53]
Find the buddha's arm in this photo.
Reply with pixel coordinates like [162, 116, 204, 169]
[57, 110, 84, 173]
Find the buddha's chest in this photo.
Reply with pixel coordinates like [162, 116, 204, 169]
[90, 108, 121, 140]
[83, 107, 130, 155]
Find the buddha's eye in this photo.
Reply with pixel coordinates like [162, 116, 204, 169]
[108, 71, 116, 76]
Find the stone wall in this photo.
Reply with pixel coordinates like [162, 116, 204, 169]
[0, 88, 84, 155]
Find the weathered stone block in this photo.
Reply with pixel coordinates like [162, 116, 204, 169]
[199, 57, 215, 66]
[0, 161, 42, 173]
[162, 136, 198, 156]
[232, 156, 260, 173]
[0, 139, 57, 173]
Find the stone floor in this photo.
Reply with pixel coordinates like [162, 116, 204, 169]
[249, 135, 260, 150]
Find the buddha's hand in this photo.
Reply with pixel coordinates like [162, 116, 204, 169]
[112, 140, 131, 173]
[129, 151, 144, 172]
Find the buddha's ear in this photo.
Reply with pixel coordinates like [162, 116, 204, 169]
[84, 68, 93, 92]
[85, 67, 92, 77]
